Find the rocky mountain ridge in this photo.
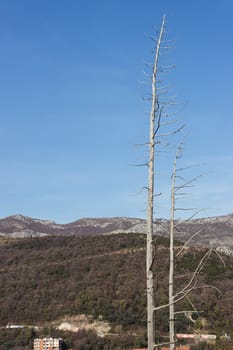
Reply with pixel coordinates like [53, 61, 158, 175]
[0, 213, 233, 253]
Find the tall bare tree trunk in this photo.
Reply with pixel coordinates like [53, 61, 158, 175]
[147, 15, 165, 350]
[169, 150, 177, 350]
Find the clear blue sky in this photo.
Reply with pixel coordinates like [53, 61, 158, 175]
[0, 0, 232, 223]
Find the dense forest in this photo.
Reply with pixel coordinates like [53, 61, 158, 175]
[0, 233, 233, 349]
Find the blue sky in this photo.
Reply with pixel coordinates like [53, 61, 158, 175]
[0, 0, 232, 223]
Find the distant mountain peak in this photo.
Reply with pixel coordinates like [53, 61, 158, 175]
[0, 213, 233, 253]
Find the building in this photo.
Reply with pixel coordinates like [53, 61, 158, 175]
[133, 347, 190, 350]
[161, 346, 190, 350]
[176, 333, 216, 345]
[33, 337, 62, 350]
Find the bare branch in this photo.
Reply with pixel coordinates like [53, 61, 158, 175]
[175, 175, 188, 181]
[175, 209, 207, 227]
[131, 187, 149, 196]
[176, 230, 203, 257]
[154, 281, 220, 313]
[174, 249, 212, 298]
[161, 65, 176, 69]
[174, 310, 201, 315]
[176, 163, 206, 172]
[133, 162, 148, 167]
[153, 192, 162, 198]
[134, 142, 150, 147]
[160, 119, 178, 127]
[174, 207, 198, 211]
[156, 124, 185, 138]
[174, 173, 206, 192]
[213, 250, 226, 267]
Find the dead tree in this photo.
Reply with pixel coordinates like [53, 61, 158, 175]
[168, 144, 179, 350]
[144, 16, 222, 350]
[168, 143, 204, 350]
[146, 15, 166, 350]
[168, 143, 223, 350]
[146, 15, 183, 350]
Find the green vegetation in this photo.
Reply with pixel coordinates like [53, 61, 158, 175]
[0, 234, 233, 349]
[0, 327, 137, 350]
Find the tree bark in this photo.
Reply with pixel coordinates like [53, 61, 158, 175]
[169, 149, 177, 350]
[146, 15, 165, 350]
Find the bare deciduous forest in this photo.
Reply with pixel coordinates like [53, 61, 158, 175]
[0, 234, 233, 349]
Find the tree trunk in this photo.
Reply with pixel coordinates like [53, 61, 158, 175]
[146, 15, 165, 350]
[169, 153, 176, 350]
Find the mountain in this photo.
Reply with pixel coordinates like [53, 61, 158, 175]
[0, 214, 145, 237]
[0, 213, 233, 253]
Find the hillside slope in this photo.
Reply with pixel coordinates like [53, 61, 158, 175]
[0, 233, 233, 336]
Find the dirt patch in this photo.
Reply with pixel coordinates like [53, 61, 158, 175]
[53, 314, 111, 337]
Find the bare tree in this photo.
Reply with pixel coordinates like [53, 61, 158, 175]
[146, 15, 166, 350]
[144, 15, 222, 350]
[168, 143, 204, 350]
[146, 14, 183, 350]
[168, 144, 180, 350]
[167, 143, 223, 350]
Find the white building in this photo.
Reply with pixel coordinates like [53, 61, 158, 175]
[33, 337, 62, 350]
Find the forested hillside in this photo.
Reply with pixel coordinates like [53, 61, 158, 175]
[0, 234, 233, 349]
